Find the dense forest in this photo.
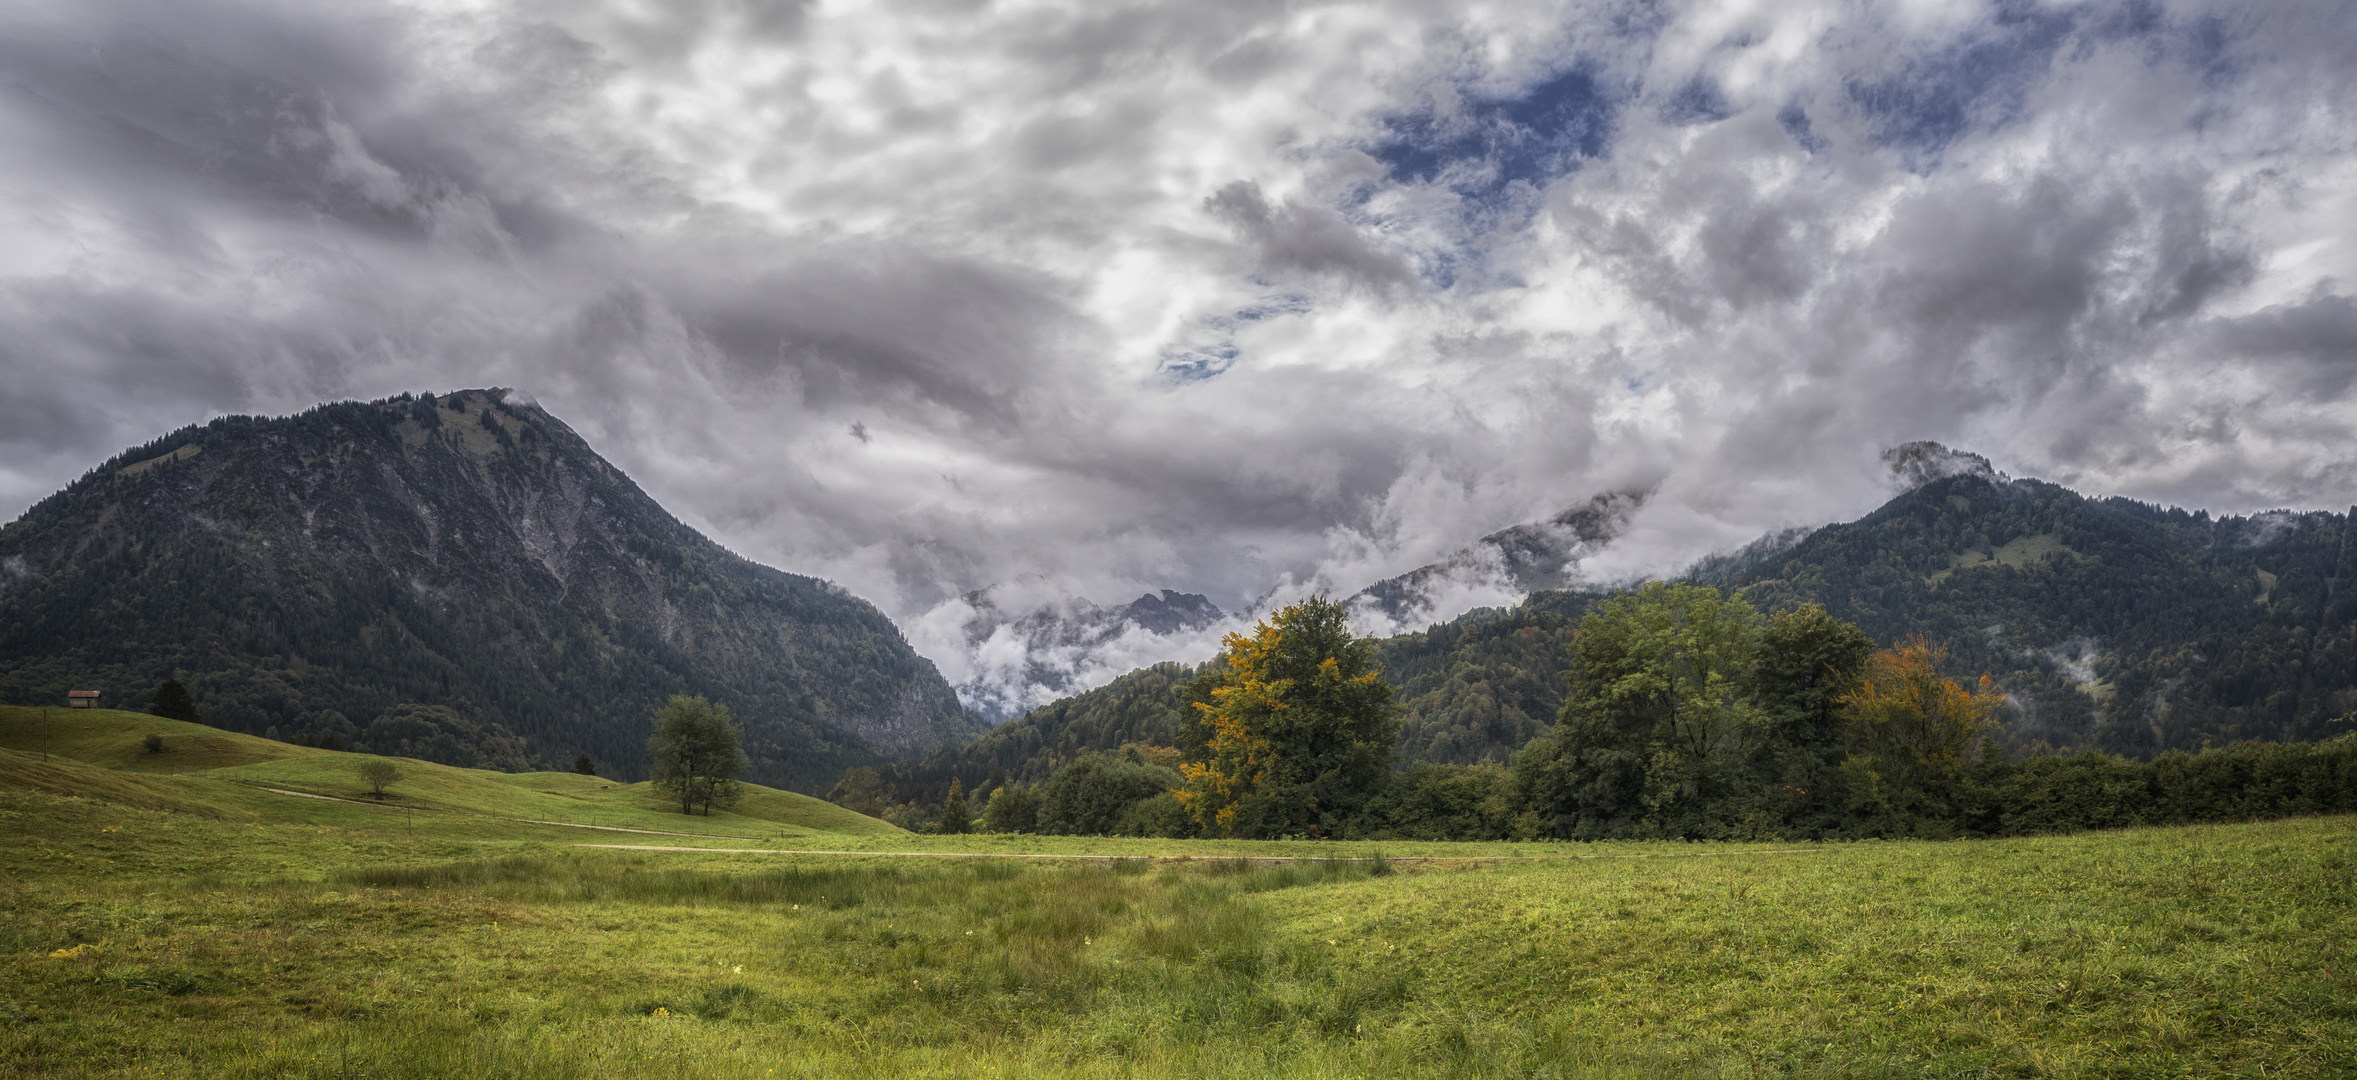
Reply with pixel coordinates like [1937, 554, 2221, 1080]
[1686, 470, 2357, 752]
[0, 390, 983, 790]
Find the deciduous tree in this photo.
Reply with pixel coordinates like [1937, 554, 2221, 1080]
[358, 759, 403, 799]
[1514, 582, 1765, 835]
[1176, 596, 1400, 837]
[1840, 636, 2006, 809]
[647, 695, 748, 815]
[979, 781, 1039, 833]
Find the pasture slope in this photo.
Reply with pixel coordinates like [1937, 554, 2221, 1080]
[1, 707, 2352, 1078]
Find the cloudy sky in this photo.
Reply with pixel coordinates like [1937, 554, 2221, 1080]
[4, 0, 2354, 701]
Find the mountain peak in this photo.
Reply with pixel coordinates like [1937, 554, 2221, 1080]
[1881, 441, 2000, 490]
[0, 390, 983, 789]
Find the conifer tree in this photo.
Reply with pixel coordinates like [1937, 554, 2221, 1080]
[147, 678, 199, 724]
[938, 778, 971, 834]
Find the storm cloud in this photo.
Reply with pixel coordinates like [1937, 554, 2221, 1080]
[4, 0, 2354, 707]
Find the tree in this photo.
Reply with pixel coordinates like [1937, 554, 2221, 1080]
[938, 778, 971, 834]
[1039, 753, 1185, 835]
[828, 766, 889, 818]
[1176, 596, 1401, 838]
[647, 695, 749, 815]
[147, 678, 199, 724]
[979, 782, 1040, 833]
[572, 753, 598, 776]
[358, 759, 403, 799]
[1839, 636, 2007, 814]
[1750, 603, 1877, 825]
[1515, 582, 1764, 836]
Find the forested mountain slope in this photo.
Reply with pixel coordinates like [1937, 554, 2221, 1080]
[1677, 470, 2357, 753]
[874, 466, 2357, 809]
[0, 390, 983, 790]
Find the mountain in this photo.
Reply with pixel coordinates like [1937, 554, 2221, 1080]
[949, 587, 1226, 719]
[1351, 491, 1642, 628]
[1678, 464, 2357, 754]
[0, 389, 985, 790]
[869, 448, 2357, 808]
[931, 491, 1639, 723]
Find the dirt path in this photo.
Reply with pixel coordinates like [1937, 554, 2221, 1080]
[263, 787, 407, 808]
[573, 843, 1829, 863]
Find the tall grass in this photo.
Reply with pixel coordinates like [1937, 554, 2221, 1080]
[5, 780, 2351, 1079]
[333, 854, 1407, 1035]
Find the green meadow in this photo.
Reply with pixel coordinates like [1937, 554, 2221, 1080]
[1, 708, 2352, 1078]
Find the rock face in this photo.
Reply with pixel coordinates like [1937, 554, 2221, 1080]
[0, 389, 984, 790]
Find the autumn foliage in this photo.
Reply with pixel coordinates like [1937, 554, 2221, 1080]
[1177, 597, 1401, 838]
[1840, 635, 2008, 803]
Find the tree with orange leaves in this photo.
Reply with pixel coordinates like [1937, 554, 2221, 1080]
[1176, 596, 1401, 838]
[1839, 636, 2008, 815]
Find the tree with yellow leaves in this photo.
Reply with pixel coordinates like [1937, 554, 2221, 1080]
[1839, 636, 2007, 823]
[1176, 596, 1400, 838]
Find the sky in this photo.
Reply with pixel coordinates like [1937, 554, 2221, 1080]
[3, 0, 2355, 709]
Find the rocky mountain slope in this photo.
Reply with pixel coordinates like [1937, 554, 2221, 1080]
[0, 389, 984, 790]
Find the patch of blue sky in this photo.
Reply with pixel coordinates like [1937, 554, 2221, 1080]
[1157, 294, 1314, 383]
[1659, 77, 1731, 127]
[1777, 103, 1826, 154]
[1368, 66, 1622, 202]
[1844, 1, 2078, 169]
[1157, 343, 1240, 382]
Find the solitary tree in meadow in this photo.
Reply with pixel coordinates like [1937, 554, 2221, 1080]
[648, 695, 748, 815]
[358, 759, 403, 799]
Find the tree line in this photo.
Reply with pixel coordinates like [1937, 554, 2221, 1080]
[838, 587, 2357, 841]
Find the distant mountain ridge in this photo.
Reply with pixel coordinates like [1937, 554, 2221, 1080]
[1672, 467, 2357, 752]
[0, 389, 985, 790]
[1351, 491, 1644, 627]
[870, 452, 2357, 809]
[950, 587, 1227, 719]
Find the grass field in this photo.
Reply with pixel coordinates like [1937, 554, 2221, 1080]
[2, 710, 2352, 1078]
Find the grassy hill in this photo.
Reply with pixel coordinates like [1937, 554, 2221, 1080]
[0, 705, 902, 839]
